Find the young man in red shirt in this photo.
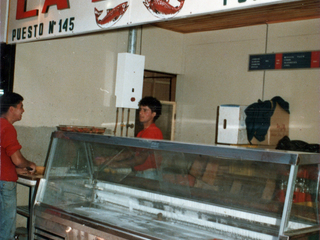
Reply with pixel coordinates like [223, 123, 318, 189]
[95, 97, 163, 179]
[0, 92, 36, 240]
[134, 97, 163, 176]
[136, 96, 163, 140]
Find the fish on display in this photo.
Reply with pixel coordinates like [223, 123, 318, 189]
[143, 0, 185, 18]
[94, 2, 129, 28]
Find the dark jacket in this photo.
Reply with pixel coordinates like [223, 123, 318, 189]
[245, 96, 290, 143]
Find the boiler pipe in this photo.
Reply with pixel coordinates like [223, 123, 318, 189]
[128, 28, 138, 54]
[120, 108, 125, 136]
[113, 108, 119, 136]
[126, 109, 130, 136]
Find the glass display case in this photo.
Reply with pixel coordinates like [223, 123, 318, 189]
[34, 131, 320, 240]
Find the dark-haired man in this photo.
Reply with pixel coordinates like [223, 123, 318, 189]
[136, 96, 163, 140]
[133, 96, 163, 176]
[95, 96, 163, 179]
[0, 92, 36, 240]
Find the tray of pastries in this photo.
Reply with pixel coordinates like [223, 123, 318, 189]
[57, 125, 106, 134]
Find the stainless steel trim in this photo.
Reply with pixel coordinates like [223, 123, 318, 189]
[50, 131, 320, 165]
[279, 164, 298, 236]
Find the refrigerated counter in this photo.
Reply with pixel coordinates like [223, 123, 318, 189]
[34, 131, 320, 239]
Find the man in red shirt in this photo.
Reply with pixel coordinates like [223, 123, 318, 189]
[95, 97, 163, 178]
[0, 92, 36, 240]
[136, 96, 163, 140]
[134, 96, 163, 173]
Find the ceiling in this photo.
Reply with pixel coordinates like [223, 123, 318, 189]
[150, 0, 320, 33]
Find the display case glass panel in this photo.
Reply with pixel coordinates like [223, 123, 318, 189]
[36, 131, 320, 240]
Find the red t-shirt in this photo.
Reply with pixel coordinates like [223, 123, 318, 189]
[136, 123, 163, 140]
[0, 118, 22, 182]
[134, 123, 163, 171]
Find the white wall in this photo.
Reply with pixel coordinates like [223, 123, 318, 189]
[142, 26, 184, 74]
[264, 20, 320, 143]
[173, 19, 320, 144]
[15, 30, 128, 128]
[175, 25, 268, 144]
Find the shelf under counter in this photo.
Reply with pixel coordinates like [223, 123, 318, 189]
[17, 174, 43, 240]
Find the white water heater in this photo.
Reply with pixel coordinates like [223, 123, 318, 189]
[115, 53, 145, 109]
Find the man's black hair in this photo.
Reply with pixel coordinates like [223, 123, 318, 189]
[139, 96, 162, 121]
[0, 92, 24, 115]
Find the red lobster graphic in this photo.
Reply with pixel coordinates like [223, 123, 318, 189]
[143, 0, 185, 18]
[94, 2, 129, 28]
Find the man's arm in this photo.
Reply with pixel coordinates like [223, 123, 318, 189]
[11, 150, 36, 173]
[107, 150, 149, 168]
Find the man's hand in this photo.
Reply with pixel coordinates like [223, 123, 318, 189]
[16, 163, 36, 175]
[27, 162, 36, 174]
[16, 167, 29, 175]
[94, 157, 108, 166]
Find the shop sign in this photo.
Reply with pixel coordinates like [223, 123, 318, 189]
[249, 51, 320, 70]
[7, 0, 294, 44]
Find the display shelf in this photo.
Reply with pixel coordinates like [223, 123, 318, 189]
[17, 205, 29, 217]
[33, 131, 319, 240]
[17, 175, 43, 240]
